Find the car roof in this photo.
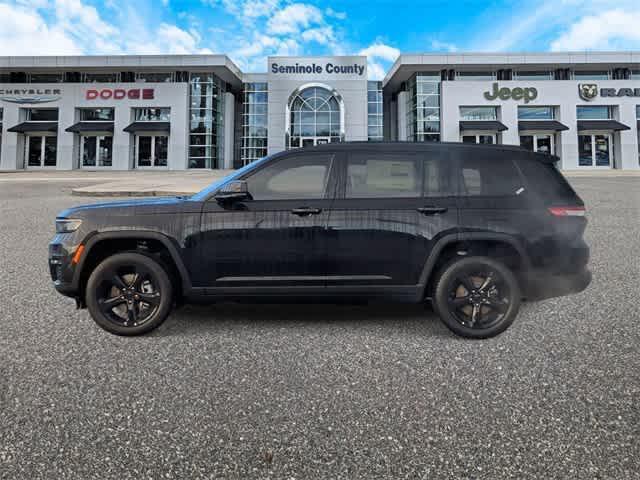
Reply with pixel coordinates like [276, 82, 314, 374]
[295, 141, 557, 162]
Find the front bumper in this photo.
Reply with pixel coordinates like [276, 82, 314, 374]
[521, 268, 592, 301]
[49, 239, 80, 298]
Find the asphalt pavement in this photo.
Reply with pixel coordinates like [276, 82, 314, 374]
[0, 177, 638, 479]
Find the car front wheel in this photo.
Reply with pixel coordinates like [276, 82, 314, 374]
[85, 252, 174, 336]
[432, 256, 521, 339]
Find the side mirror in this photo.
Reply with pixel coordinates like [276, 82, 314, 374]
[214, 180, 250, 202]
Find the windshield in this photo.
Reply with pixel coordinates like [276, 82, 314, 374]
[190, 154, 273, 201]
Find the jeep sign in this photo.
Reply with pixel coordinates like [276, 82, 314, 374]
[483, 83, 538, 103]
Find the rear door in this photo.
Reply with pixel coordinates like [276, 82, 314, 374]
[324, 147, 458, 292]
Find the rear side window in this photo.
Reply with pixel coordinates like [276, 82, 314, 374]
[516, 155, 581, 204]
[346, 153, 421, 198]
[456, 150, 524, 196]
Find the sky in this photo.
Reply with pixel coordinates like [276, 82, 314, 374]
[1, 0, 640, 79]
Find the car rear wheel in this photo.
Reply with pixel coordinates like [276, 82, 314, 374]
[85, 252, 173, 336]
[432, 256, 520, 339]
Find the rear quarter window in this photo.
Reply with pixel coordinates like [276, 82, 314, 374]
[515, 155, 581, 204]
[455, 149, 524, 196]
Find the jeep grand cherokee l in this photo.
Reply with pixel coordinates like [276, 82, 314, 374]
[49, 142, 591, 338]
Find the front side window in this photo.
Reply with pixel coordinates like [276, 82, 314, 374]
[518, 106, 555, 120]
[246, 154, 333, 200]
[346, 153, 420, 198]
[576, 106, 612, 120]
[134, 108, 171, 122]
[424, 155, 455, 197]
[457, 153, 523, 196]
[460, 106, 498, 121]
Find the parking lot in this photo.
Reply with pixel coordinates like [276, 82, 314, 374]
[0, 176, 638, 479]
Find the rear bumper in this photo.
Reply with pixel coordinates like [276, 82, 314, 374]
[521, 268, 592, 301]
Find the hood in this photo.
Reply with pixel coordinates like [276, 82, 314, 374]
[57, 196, 200, 219]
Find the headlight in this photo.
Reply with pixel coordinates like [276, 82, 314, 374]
[55, 218, 82, 233]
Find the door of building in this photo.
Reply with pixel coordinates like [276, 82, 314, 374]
[136, 134, 168, 168]
[301, 137, 332, 148]
[26, 135, 57, 168]
[80, 135, 113, 168]
[461, 133, 496, 145]
[578, 133, 613, 168]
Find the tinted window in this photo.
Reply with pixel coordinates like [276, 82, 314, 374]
[346, 153, 420, 198]
[246, 154, 333, 200]
[423, 154, 455, 197]
[456, 151, 523, 196]
[515, 155, 580, 203]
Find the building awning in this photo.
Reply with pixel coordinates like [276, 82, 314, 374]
[459, 121, 508, 132]
[7, 121, 58, 133]
[123, 121, 170, 133]
[518, 120, 569, 132]
[577, 120, 630, 131]
[66, 121, 114, 133]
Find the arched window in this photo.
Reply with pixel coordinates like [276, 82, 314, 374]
[287, 85, 343, 148]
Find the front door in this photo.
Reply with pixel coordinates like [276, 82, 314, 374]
[197, 152, 338, 289]
[325, 148, 458, 294]
[578, 133, 612, 167]
[26, 135, 57, 168]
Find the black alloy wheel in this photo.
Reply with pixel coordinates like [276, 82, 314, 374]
[433, 256, 521, 338]
[86, 253, 173, 335]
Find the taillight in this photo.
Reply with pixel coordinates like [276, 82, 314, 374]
[548, 206, 586, 217]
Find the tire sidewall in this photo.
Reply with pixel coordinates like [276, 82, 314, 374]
[433, 256, 521, 339]
[86, 252, 173, 336]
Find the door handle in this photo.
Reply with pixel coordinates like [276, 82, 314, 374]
[417, 206, 448, 215]
[291, 207, 322, 216]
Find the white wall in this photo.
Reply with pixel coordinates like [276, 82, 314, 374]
[441, 80, 640, 170]
[0, 82, 189, 170]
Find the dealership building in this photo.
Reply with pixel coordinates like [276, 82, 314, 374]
[1, 51, 639, 172]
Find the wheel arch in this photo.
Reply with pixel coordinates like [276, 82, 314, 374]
[73, 231, 192, 299]
[419, 233, 532, 298]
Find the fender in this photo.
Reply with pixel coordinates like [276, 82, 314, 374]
[418, 232, 532, 296]
[71, 230, 193, 294]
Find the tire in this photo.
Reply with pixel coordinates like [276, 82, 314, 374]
[432, 256, 521, 339]
[85, 252, 174, 336]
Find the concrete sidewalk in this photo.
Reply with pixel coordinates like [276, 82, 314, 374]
[0, 168, 638, 197]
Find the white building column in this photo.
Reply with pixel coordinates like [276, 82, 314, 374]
[223, 92, 235, 169]
[396, 91, 407, 141]
[619, 104, 639, 170]
[500, 102, 519, 146]
[0, 105, 20, 170]
[558, 103, 579, 170]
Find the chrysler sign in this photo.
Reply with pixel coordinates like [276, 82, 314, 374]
[0, 88, 62, 104]
[86, 88, 155, 100]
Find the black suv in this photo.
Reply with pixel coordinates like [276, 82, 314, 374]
[49, 142, 590, 338]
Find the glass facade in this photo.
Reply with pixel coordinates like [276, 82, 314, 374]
[241, 82, 268, 165]
[460, 106, 498, 121]
[289, 86, 341, 148]
[514, 70, 554, 80]
[134, 107, 170, 122]
[27, 108, 58, 121]
[577, 106, 612, 120]
[189, 72, 225, 169]
[80, 108, 115, 121]
[574, 70, 610, 80]
[518, 106, 555, 119]
[406, 73, 440, 142]
[455, 71, 496, 80]
[367, 81, 383, 141]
